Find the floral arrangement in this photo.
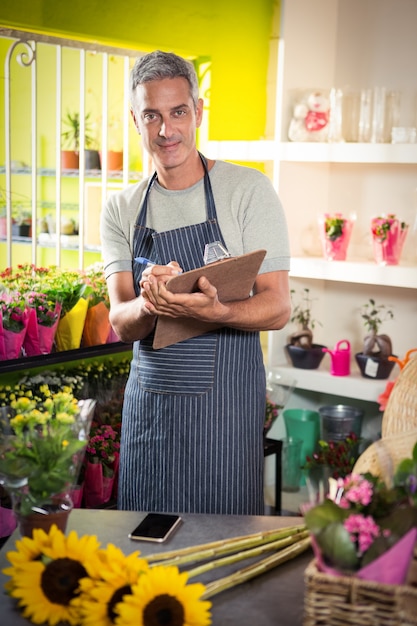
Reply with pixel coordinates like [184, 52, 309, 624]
[371, 213, 408, 242]
[85, 423, 120, 477]
[323, 213, 347, 240]
[0, 387, 95, 516]
[304, 432, 360, 479]
[318, 213, 355, 261]
[0, 262, 116, 356]
[81, 262, 110, 309]
[24, 291, 61, 327]
[0, 291, 27, 332]
[304, 443, 417, 583]
[2, 522, 311, 626]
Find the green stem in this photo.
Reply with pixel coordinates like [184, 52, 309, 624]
[146, 524, 306, 566]
[201, 536, 311, 600]
[186, 530, 310, 578]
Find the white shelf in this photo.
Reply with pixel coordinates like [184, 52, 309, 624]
[289, 257, 417, 289]
[204, 140, 417, 165]
[277, 142, 417, 164]
[271, 364, 391, 403]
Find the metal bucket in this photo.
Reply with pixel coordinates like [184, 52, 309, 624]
[319, 404, 363, 441]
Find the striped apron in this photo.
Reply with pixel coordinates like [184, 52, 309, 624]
[118, 154, 265, 515]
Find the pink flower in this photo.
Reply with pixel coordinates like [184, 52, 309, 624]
[344, 513, 380, 555]
[340, 474, 374, 507]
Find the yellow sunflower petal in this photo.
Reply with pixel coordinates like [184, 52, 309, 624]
[3, 525, 101, 626]
[75, 543, 149, 626]
[115, 565, 212, 626]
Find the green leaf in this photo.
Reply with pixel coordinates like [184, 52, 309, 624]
[316, 523, 359, 571]
[304, 499, 349, 535]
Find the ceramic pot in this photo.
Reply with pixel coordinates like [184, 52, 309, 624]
[355, 352, 396, 380]
[14, 494, 73, 538]
[285, 343, 327, 369]
[61, 150, 79, 170]
[85, 149, 101, 170]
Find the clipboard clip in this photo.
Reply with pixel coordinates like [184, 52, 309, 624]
[203, 241, 231, 265]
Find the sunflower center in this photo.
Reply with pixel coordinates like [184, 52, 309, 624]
[41, 557, 87, 605]
[108, 584, 132, 621]
[144, 594, 185, 626]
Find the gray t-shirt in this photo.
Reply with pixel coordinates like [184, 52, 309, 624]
[101, 160, 290, 278]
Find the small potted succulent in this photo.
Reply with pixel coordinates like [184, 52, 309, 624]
[285, 288, 326, 369]
[355, 297, 396, 379]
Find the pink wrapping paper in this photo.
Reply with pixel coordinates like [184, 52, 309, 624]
[23, 303, 62, 356]
[312, 528, 417, 585]
[84, 461, 115, 508]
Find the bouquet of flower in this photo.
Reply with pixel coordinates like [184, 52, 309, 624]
[304, 432, 360, 479]
[371, 213, 409, 265]
[304, 443, 417, 584]
[80, 263, 111, 347]
[83, 422, 120, 507]
[371, 213, 408, 242]
[0, 290, 30, 359]
[0, 388, 95, 516]
[318, 213, 355, 261]
[85, 423, 120, 477]
[3, 522, 311, 626]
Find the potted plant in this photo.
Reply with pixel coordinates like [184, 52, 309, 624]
[370, 213, 408, 266]
[61, 111, 100, 170]
[318, 213, 355, 261]
[285, 288, 327, 369]
[0, 389, 95, 536]
[11, 208, 32, 237]
[355, 298, 396, 379]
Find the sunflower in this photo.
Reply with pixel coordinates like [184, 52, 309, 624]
[115, 565, 212, 626]
[75, 543, 150, 626]
[2, 525, 101, 626]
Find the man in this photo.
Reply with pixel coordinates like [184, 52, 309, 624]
[101, 50, 291, 515]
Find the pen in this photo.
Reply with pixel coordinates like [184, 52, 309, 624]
[134, 256, 156, 266]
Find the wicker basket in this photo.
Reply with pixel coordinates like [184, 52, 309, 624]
[303, 559, 417, 626]
[382, 355, 417, 437]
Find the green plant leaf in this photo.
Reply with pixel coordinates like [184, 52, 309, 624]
[316, 523, 359, 570]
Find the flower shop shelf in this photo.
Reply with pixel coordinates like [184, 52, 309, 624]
[272, 364, 391, 403]
[205, 141, 417, 165]
[0, 342, 132, 374]
[289, 257, 417, 290]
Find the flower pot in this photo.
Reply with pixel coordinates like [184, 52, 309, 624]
[85, 149, 101, 170]
[14, 494, 73, 538]
[61, 149, 79, 170]
[11, 223, 32, 237]
[285, 343, 327, 369]
[371, 215, 409, 265]
[318, 214, 355, 261]
[355, 352, 397, 380]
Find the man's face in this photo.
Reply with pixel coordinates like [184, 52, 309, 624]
[131, 76, 203, 172]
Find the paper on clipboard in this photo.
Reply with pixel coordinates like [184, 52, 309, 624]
[152, 249, 266, 349]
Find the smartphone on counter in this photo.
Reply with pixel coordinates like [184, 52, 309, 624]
[128, 513, 182, 543]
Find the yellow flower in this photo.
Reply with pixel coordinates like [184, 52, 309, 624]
[75, 543, 149, 626]
[2, 525, 101, 626]
[115, 565, 212, 626]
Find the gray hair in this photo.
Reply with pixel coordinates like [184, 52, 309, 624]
[130, 50, 199, 110]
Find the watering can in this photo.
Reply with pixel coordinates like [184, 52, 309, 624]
[322, 340, 351, 376]
[388, 348, 417, 371]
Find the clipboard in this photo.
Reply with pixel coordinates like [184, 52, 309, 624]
[153, 249, 266, 349]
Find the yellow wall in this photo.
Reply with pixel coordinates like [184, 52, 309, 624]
[0, 0, 278, 141]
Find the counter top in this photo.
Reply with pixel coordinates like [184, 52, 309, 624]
[0, 509, 312, 625]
